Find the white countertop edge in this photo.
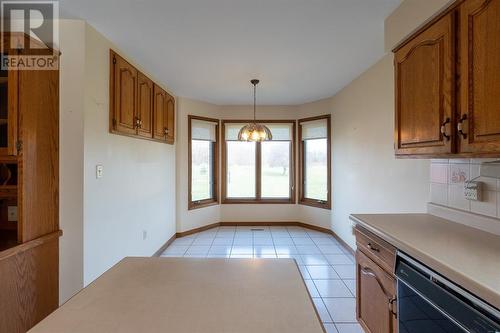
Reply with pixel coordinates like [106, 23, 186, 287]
[349, 214, 500, 310]
[427, 203, 500, 236]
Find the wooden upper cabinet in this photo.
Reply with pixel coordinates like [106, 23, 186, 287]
[153, 84, 175, 143]
[394, 13, 455, 156]
[137, 73, 153, 138]
[153, 85, 166, 140]
[18, 68, 59, 242]
[110, 49, 175, 144]
[458, 0, 500, 154]
[356, 250, 397, 333]
[166, 93, 175, 143]
[111, 52, 137, 135]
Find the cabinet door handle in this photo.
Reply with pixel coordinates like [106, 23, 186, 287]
[164, 127, 169, 136]
[367, 242, 380, 252]
[440, 118, 450, 141]
[135, 117, 141, 129]
[360, 266, 393, 300]
[457, 114, 467, 139]
[389, 298, 397, 318]
[360, 266, 377, 278]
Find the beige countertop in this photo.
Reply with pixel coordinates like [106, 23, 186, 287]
[350, 213, 500, 309]
[29, 257, 325, 333]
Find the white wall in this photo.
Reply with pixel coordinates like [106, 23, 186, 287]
[329, 55, 429, 248]
[82, 24, 177, 285]
[59, 21, 177, 300]
[59, 20, 85, 304]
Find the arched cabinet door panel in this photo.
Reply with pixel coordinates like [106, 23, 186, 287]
[394, 13, 455, 156]
[458, 0, 500, 154]
[111, 52, 137, 135]
[153, 84, 166, 141]
[153, 84, 175, 144]
[165, 93, 175, 143]
[137, 73, 153, 138]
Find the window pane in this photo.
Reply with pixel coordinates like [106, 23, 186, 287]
[261, 141, 290, 198]
[227, 141, 256, 198]
[304, 138, 328, 201]
[191, 140, 213, 201]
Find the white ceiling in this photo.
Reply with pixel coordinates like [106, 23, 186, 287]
[60, 0, 400, 105]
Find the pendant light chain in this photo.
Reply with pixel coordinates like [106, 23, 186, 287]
[253, 82, 257, 121]
[237, 79, 272, 142]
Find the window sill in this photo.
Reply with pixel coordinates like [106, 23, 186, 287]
[188, 199, 219, 210]
[299, 199, 331, 210]
[222, 198, 295, 205]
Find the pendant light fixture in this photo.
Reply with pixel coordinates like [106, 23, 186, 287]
[237, 79, 272, 142]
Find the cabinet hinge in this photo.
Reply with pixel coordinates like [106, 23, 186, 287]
[16, 140, 23, 153]
[113, 57, 116, 64]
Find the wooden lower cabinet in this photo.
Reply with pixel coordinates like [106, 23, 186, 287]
[356, 250, 398, 333]
[0, 232, 60, 333]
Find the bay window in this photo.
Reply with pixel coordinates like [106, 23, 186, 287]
[222, 120, 295, 203]
[299, 115, 331, 209]
[188, 116, 219, 209]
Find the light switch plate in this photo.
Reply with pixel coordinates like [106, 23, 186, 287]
[96, 165, 103, 179]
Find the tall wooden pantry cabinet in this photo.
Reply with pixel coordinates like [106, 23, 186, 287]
[0, 33, 60, 333]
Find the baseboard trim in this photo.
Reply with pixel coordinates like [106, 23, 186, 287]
[220, 221, 302, 227]
[296, 222, 355, 255]
[176, 222, 220, 238]
[328, 230, 355, 256]
[175, 221, 355, 255]
[153, 233, 176, 257]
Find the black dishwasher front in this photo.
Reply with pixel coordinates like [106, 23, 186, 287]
[395, 253, 500, 333]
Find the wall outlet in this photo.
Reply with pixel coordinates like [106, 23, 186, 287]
[142, 230, 147, 240]
[7, 206, 17, 222]
[464, 181, 482, 201]
[96, 165, 103, 179]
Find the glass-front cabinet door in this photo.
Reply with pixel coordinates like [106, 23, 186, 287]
[0, 65, 17, 156]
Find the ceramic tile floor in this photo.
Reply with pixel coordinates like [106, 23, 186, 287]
[161, 226, 363, 333]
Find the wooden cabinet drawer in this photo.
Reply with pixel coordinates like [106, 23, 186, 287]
[356, 249, 397, 333]
[355, 226, 396, 274]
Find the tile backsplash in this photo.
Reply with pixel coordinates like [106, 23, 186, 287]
[430, 159, 500, 218]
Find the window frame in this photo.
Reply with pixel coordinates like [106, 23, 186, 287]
[221, 119, 296, 204]
[298, 114, 331, 210]
[188, 115, 220, 210]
